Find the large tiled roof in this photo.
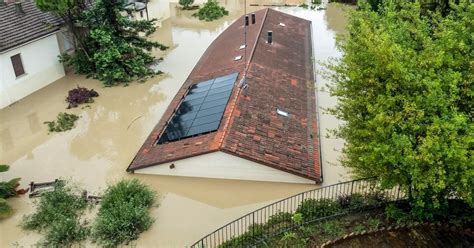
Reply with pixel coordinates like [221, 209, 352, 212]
[0, 1, 62, 52]
[129, 8, 321, 182]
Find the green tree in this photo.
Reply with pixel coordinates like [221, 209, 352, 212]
[192, 0, 228, 22]
[0, 165, 21, 218]
[329, 0, 473, 220]
[179, 0, 195, 9]
[36, 0, 167, 86]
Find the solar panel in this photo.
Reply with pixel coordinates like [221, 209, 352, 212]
[157, 72, 239, 144]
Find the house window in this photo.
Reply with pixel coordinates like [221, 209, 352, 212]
[10, 54, 25, 77]
[61, 31, 73, 51]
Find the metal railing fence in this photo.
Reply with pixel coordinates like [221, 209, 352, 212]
[191, 178, 404, 248]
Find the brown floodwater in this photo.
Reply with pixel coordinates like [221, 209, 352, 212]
[0, 1, 350, 247]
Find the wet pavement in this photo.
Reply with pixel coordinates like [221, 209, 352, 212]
[0, 1, 350, 246]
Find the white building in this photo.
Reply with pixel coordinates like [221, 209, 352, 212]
[0, 1, 71, 109]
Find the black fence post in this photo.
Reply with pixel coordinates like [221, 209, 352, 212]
[350, 180, 354, 195]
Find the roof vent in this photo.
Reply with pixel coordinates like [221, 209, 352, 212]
[14, 1, 25, 14]
[277, 108, 289, 117]
[234, 55, 242, 61]
[239, 44, 246, 49]
[267, 31, 273, 44]
[251, 13, 256, 24]
[279, 23, 286, 27]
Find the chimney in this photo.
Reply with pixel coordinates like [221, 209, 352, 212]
[251, 13, 256, 24]
[267, 31, 273, 44]
[245, 15, 249, 26]
[14, 1, 24, 14]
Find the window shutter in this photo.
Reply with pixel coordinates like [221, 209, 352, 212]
[11, 54, 25, 77]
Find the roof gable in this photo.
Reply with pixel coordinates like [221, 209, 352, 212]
[0, 1, 63, 52]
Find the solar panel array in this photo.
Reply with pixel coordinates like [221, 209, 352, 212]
[157, 72, 239, 144]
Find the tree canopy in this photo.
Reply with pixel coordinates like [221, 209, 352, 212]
[329, 0, 473, 219]
[36, 0, 167, 86]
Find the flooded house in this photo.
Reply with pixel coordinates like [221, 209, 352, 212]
[0, 1, 72, 109]
[128, 8, 321, 184]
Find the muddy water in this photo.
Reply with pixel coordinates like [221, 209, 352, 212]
[0, 1, 349, 247]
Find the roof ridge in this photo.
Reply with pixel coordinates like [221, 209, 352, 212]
[217, 8, 269, 149]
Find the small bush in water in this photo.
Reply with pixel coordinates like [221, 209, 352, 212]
[44, 112, 79, 133]
[66, 86, 99, 109]
[21, 182, 89, 247]
[92, 179, 156, 248]
[192, 0, 228, 21]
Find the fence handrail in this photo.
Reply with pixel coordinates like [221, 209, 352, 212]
[190, 177, 384, 247]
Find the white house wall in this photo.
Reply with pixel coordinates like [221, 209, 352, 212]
[135, 151, 316, 184]
[0, 34, 65, 109]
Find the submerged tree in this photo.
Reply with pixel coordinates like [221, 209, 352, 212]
[192, 0, 228, 21]
[179, 0, 197, 10]
[329, 0, 473, 220]
[0, 165, 21, 218]
[36, 0, 167, 86]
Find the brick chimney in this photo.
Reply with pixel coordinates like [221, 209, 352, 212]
[14, 0, 24, 14]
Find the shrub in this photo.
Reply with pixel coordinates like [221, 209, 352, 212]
[92, 179, 156, 248]
[336, 193, 367, 210]
[0, 164, 20, 219]
[44, 113, 80, 133]
[296, 199, 341, 220]
[277, 231, 308, 247]
[266, 212, 293, 227]
[22, 183, 89, 247]
[318, 220, 344, 240]
[66, 86, 99, 109]
[0, 199, 13, 218]
[220, 223, 264, 248]
[292, 212, 304, 225]
[364, 191, 386, 206]
[367, 217, 381, 230]
[385, 204, 411, 225]
[179, 0, 198, 10]
[192, 0, 228, 21]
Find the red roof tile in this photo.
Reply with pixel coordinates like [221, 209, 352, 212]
[128, 8, 321, 182]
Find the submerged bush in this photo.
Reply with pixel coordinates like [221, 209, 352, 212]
[44, 112, 79, 133]
[0, 199, 13, 218]
[192, 0, 228, 21]
[22, 183, 89, 247]
[92, 179, 156, 248]
[296, 199, 341, 220]
[179, 0, 199, 10]
[0, 164, 20, 219]
[66, 86, 99, 109]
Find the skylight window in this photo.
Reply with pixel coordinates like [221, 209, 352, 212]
[157, 73, 239, 144]
[234, 55, 243, 61]
[279, 23, 286, 27]
[277, 108, 289, 117]
[239, 44, 246, 49]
